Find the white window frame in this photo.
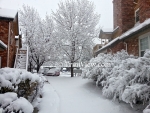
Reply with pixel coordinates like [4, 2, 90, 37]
[135, 8, 140, 23]
[139, 32, 150, 56]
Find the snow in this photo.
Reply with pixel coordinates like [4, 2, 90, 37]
[82, 50, 150, 111]
[38, 74, 141, 113]
[6, 97, 33, 113]
[0, 92, 17, 108]
[38, 83, 59, 113]
[0, 8, 17, 19]
[143, 105, 150, 113]
[0, 68, 45, 112]
[15, 36, 19, 39]
[0, 93, 33, 113]
[0, 40, 7, 48]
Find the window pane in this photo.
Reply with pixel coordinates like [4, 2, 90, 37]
[135, 10, 139, 22]
[141, 51, 145, 57]
[140, 37, 149, 50]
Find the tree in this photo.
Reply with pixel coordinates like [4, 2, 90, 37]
[19, 5, 56, 72]
[52, 0, 100, 77]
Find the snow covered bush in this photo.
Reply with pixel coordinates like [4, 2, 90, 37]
[82, 50, 133, 85]
[82, 49, 150, 110]
[0, 68, 46, 112]
[82, 53, 112, 81]
[102, 50, 150, 105]
[0, 92, 33, 113]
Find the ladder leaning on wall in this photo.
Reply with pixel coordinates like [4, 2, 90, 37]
[14, 46, 29, 71]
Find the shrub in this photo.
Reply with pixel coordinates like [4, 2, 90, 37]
[0, 68, 46, 113]
[82, 49, 150, 111]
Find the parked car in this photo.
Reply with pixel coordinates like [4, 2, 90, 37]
[39, 68, 49, 75]
[46, 68, 60, 76]
[62, 68, 67, 72]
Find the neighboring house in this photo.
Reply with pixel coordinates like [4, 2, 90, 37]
[0, 8, 22, 68]
[93, 44, 103, 57]
[96, 0, 150, 57]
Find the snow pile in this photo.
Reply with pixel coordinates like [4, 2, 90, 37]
[0, 68, 46, 112]
[0, 93, 33, 113]
[143, 105, 150, 113]
[82, 49, 150, 111]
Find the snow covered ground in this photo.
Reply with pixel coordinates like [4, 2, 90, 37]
[38, 73, 142, 113]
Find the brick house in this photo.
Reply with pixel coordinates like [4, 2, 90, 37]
[95, 0, 150, 57]
[0, 8, 22, 68]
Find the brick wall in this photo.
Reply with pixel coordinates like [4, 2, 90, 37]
[107, 41, 125, 53]
[113, 0, 122, 30]
[108, 0, 150, 57]
[124, 36, 139, 56]
[0, 20, 16, 68]
[0, 20, 9, 67]
[121, 0, 135, 33]
[107, 37, 139, 56]
[139, 0, 150, 23]
[113, 0, 135, 34]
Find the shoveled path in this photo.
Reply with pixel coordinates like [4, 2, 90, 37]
[45, 74, 141, 113]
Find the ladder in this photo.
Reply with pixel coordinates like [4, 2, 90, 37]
[14, 47, 29, 70]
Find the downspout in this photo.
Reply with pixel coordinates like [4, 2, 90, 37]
[124, 42, 128, 52]
[109, 48, 112, 54]
[7, 22, 11, 67]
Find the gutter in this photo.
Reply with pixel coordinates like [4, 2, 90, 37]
[96, 19, 150, 54]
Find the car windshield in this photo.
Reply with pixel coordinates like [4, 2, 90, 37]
[48, 68, 56, 72]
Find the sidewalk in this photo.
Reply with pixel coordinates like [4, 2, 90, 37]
[38, 82, 60, 113]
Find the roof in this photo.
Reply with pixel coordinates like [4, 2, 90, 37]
[0, 8, 17, 19]
[96, 18, 150, 54]
[0, 40, 7, 50]
[99, 27, 118, 40]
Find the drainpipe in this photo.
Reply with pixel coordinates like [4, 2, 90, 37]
[109, 48, 112, 54]
[124, 42, 128, 52]
[7, 22, 11, 67]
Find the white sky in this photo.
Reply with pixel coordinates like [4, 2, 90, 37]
[0, 0, 113, 30]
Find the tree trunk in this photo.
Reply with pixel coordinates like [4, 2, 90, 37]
[29, 61, 32, 72]
[71, 63, 74, 77]
[36, 58, 40, 73]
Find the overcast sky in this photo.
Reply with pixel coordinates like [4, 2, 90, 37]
[0, 0, 113, 30]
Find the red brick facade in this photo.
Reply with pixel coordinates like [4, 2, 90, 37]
[113, 0, 135, 34]
[0, 20, 9, 67]
[139, 0, 150, 23]
[0, 17, 19, 68]
[108, 0, 150, 56]
[108, 37, 139, 56]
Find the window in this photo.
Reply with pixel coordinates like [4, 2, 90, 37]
[139, 32, 150, 56]
[135, 8, 140, 23]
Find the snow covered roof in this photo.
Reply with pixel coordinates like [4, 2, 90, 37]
[101, 28, 113, 33]
[0, 8, 17, 19]
[96, 18, 150, 54]
[0, 40, 7, 50]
